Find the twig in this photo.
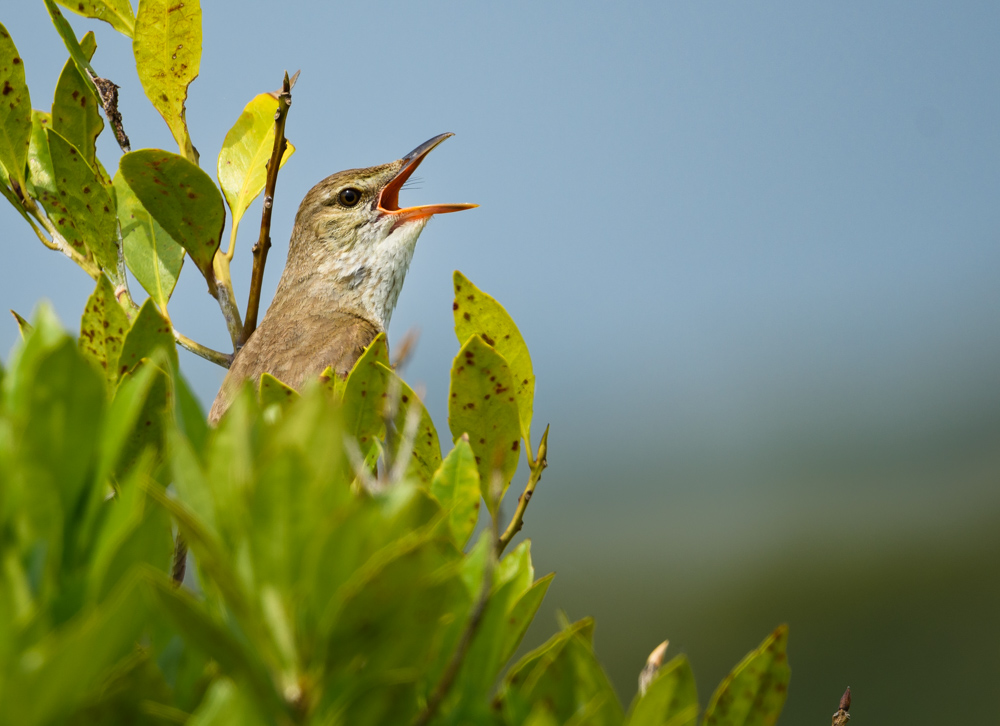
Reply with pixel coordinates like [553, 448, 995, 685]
[240, 70, 297, 346]
[497, 425, 549, 555]
[831, 687, 851, 726]
[174, 329, 233, 368]
[391, 327, 420, 371]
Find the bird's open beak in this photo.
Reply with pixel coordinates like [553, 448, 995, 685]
[378, 133, 478, 224]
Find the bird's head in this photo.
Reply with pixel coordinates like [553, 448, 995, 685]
[282, 133, 476, 329]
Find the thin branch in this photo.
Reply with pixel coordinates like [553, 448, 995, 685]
[174, 329, 233, 368]
[391, 327, 420, 371]
[240, 70, 297, 347]
[831, 687, 851, 726]
[497, 424, 549, 555]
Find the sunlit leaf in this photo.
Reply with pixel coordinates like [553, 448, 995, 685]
[113, 170, 185, 311]
[27, 110, 56, 198]
[627, 655, 699, 726]
[453, 271, 534, 444]
[118, 149, 224, 283]
[0, 22, 31, 189]
[448, 334, 522, 513]
[52, 31, 103, 170]
[375, 361, 442, 484]
[56, 0, 136, 38]
[703, 625, 790, 726]
[430, 438, 480, 547]
[119, 299, 177, 376]
[133, 0, 201, 160]
[45, 127, 118, 271]
[10, 309, 32, 338]
[342, 333, 391, 451]
[43, 0, 98, 80]
[218, 93, 295, 249]
[79, 273, 129, 388]
[259, 372, 299, 410]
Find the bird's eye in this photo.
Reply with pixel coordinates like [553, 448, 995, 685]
[338, 188, 362, 207]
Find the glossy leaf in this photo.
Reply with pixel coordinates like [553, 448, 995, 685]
[218, 93, 296, 248]
[119, 298, 177, 376]
[56, 0, 136, 38]
[259, 372, 299, 409]
[342, 333, 391, 450]
[118, 149, 224, 281]
[79, 274, 129, 388]
[376, 361, 442, 484]
[448, 334, 522, 512]
[454, 270, 534, 444]
[703, 625, 790, 726]
[45, 127, 118, 271]
[0, 22, 31, 189]
[627, 655, 699, 726]
[133, 0, 201, 160]
[430, 438, 481, 547]
[10, 309, 32, 338]
[113, 170, 185, 311]
[52, 31, 102, 170]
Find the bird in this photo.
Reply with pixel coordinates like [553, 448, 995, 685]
[208, 133, 476, 423]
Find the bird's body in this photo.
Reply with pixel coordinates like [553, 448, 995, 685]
[208, 134, 475, 423]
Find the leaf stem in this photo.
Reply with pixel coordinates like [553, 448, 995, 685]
[240, 71, 295, 347]
[24, 196, 101, 279]
[497, 425, 549, 555]
[174, 329, 232, 368]
[211, 252, 244, 348]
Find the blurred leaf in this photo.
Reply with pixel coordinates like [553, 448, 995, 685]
[703, 625, 790, 726]
[430, 438, 481, 547]
[56, 0, 136, 37]
[172, 367, 208, 455]
[187, 678, 269, 726]
[500, 573, 554, 666]
[118, 149, 225, 283]
[217, 93, 295, 248]
[259, 372, 299, 410]
[119, 299, 177, 375]
[113, 170, 185, 311]
[0, 22, 31, 189]
[10, 309, 32, 338]
[133, 0, 201, 160]
[502, 618, 623, 726]
[376, 361, 442, 484]
[99, 358, 164, 482]
[51, 31, 103, 170]
[79, 274, 129, 388]
[342, 332, 391, 450]
[627, 655, 699, 726]
[114, 359, 171, 475]
[448, 335, 521, 513]
[45, 127, 118, 272]
[43, 0, 98, 80]
[453, 270, 535, 445]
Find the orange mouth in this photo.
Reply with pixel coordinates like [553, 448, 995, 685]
[378, 133, 478, 224]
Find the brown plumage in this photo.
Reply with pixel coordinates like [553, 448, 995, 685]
[208, 134, 476, 423]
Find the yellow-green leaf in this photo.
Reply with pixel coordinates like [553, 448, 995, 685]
[133, 0, 201, 160]
[0, 22, 31, 189]
[448, 335, 522, 513]
[703, 625, 790, 726]
[453, 271, 535, 445]
[27, 111, 56, 196]
[118, 149, 224, 283]
[113, 170, 184, 311]
[79, 274, 129, 388]
[10, 310, 32, 338]
[430, 438, 481, 547]
[627, 655, 699, 726]
[218, 93, 295, 250]
[43, 0, 98, 81]
[342, 333, 391, 450]
[45, 127, 118, 272]
[56, 0, 136, 38]
[118, 299, 177, 376]
[375, 361, 442, 485]
[51, 31, 103, 171]
[259, 372, 298, 410]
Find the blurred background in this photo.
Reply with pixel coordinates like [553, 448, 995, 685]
[2, 2, 999, 722]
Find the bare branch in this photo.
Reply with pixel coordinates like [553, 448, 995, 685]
[831, 687, 851, 726]
[497, 424, 549, 555]
[174, 329, 233, 368]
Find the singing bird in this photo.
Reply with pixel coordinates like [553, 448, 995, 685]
[208, 133, 476, 423]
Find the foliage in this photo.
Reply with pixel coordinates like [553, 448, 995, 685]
[0, 3, 795, 725]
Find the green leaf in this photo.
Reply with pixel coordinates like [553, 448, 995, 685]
[56, 0, 136, 38]
[43, 0, 99, 81]
[500, 573, 554, 666]
[259, 372, 299, 410]
[118, 298, 177, 375]
[99, 357, 163, 481]
[448, 335, 522, 513]
[133, 0, 201, 160]
[27, 110, 56, 197]
[79, 274, 129, 388]
[0, 22, 31, 189]
[51, 31, 103, 171]
[453, 270, 535, 444]
[342, 333, 391, 450]
[218, 93, 295, 249]
[627, 655, 699, 726]
[703, 625, 790, 726]
[187, 678, 269, 726]
[376, 361, 442, 485]
[430, 438, 481, 547]
[45, 127, 118, 272]
[10, 309, 32, 338]
[113, 169, 185, 310]
[172, 366, 208, 455]
[118, 149, 225, 283]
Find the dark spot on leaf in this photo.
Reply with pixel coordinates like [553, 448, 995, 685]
[522, 379, 528, 385]
[72, 91, 80, 100]
[401, 394, 409, 403]
[452, 301, 458, 311]
[479, 438, 485, 444]
[1, 81, 12, 96]
[82, 186, 90, 194]
[482, 333, 495, 346]
[463, 312, 470, 321]
[512, 440, 519, 451]
[12, 57, 20, 65]
[160, 93, 169, 102]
